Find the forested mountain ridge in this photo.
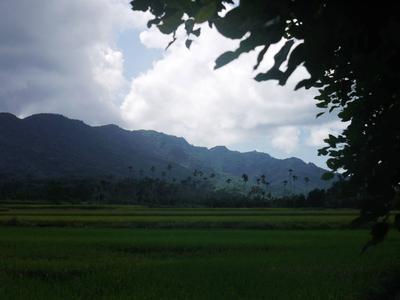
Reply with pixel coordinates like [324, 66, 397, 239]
[0, 113, 331, 194]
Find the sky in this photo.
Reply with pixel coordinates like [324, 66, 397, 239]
[0, 0, 346, 168]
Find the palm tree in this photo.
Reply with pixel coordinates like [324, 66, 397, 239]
[150, 166, 156, 178]
[304, 176, 310, 192]
[292, 175, 298, 193]
[128, 165, 133, 175]
[242, 173, 249, 194]
[242, 173, 249, 183]
[166, 163, 173, 182]
[265, 181, 270, 196]
[288, 169, 294, 193]
[283, 180, 288, 195]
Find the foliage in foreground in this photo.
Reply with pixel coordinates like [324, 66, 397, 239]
[130, 0, 400, 241]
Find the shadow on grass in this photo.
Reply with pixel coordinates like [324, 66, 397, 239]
[365, 268, 400, 300]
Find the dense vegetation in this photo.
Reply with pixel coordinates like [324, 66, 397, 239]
[0, 174, 356, 208]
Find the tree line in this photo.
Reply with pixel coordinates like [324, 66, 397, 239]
[0, 165, 356, 208]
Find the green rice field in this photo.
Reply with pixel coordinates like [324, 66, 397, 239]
[0, 205, 360, 229]
[0, 205, 399, 299]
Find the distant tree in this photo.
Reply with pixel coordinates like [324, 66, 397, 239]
[282, 180, 288, 196]
[150, 166, 156, 179]
[265, 181, 270, 197]
[307, 189, 326, 207]
[241, 173, 249, 194]
[166, 163, 173, 181]
[128, 166, 133, 177]
[292, 175, 298, 193]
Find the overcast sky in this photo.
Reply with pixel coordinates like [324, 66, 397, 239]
[0, 0, 346, 168]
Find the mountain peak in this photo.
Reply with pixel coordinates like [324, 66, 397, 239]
[0, 112, 20, 121]
[210, 145, 229, 152]
[24, 113, 68, 120]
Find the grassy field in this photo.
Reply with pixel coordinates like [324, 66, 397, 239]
[0, 205, 360, 229]
[0, 205, 399, 299]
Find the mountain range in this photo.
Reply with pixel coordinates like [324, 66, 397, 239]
[0, 113, 332, 194]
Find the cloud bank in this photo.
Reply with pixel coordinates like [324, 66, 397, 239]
[0, 1, 346, 166]
[121, 25, 343, 156]
[0, 0, 148, 124]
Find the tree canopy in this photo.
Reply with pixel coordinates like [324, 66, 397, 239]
[130, 1, 400, 238]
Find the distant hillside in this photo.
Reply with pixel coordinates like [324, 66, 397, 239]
[0, 113, 332, 194]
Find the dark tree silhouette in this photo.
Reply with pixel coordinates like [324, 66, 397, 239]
[150, 165, 156, 179]
[241, 173, 249, 194]
[292, 175, 298, 193]
[282, 180, 288, 196]
[131, 0, 400, 242]
[241, 174, 248, 183]
[127, 166, 135, 179]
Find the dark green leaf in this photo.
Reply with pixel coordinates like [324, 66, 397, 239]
[395, 214, 400, 231]
[185, 39, 193, 49]
[253, 45, 269, 70]
[294, 78, 315, 90]
[194, 1, 217, 23]
[158, 12, 184, 34]
[147, 18, 161, 28]
[130, 0, 149, 12]
[254, 40, 294, 83]
[321, 172, 334, 181]
[192, 28, 201, 37]
[214, 51, 237, 69]
[184, 19, 195, 35]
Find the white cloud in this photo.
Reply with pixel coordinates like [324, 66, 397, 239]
[121, 24, 321, 153]
[0, 0, 148, 125]
[139, 27, 175, 49]
[271, 126, 301, 153]
[306, 121, 347, 147]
